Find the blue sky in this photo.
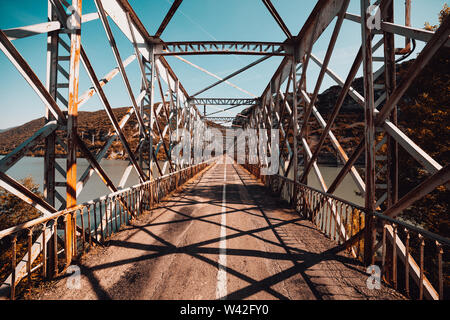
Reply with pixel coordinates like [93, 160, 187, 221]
[0, 0, 447, 129]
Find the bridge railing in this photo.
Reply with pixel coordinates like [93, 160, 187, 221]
[243, 163, 449, 300]
[0, 161, 211, 299]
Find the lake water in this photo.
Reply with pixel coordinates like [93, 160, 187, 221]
[1, 156, 141, 206]
[1, 156, 364, 207]
[282, 163, 365, 207]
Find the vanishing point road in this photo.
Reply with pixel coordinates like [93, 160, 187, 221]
[34, 157, 403, 300]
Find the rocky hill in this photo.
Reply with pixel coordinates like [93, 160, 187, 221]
[0, 106, 222, 161]
[233, 46, 449, 167]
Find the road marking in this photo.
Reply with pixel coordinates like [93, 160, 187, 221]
[216, 160, 227, 299]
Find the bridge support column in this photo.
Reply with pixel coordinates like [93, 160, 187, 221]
[292, 57, 299, 202]
[44, 0, 59, 277]
[380, 0, 398, 284]
[65, 0, 83, 267]
[360, 0, 376, 266]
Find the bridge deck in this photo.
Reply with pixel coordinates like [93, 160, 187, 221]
[33, 158, 404, 300]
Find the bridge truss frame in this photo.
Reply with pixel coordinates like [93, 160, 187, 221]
[0, 0, 448, 300]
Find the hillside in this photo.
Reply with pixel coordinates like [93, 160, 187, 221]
[0, 106, 222, 161]
[233, 47, 449, 168]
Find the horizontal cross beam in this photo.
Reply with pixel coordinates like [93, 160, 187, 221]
[204, 116, 236, 122]
[157, 41, 289, 56]
[190, 98, 259, 105]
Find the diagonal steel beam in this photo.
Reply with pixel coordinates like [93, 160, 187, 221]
[310, 53, 443, 177]
[79, 46, 149, 182]
[0, 171, 57, 216]
[76, 107, 135, 197]
[176, 54, 258, 98]
[375, 14, 450, 126]
[0, 121, 58, 173]
[155, 0, 182, 38]
[300, 48, 363, 183]
[261, 0, 292, 39]
[78, 54, 136, 108]
[382, 165, 450, 218]
[205, 104, 246, 117]
[0, 30, 66, 125]
[94, 0, 148, 139]
[301, 0, 349, 138]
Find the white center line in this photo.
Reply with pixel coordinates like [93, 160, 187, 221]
[216, 160, 227, 300]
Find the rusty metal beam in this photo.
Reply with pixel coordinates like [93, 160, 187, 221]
[0, 30, 66, 124]
[376, 14, 450, 126]
[0, 121, 58, 173]
[300, 0, 349, 138]
[261, 0, 292, 39]
[79, 46, 149, 182]
[360, 0, 376, 266]
[158, 41, 288, 56]
[0, 171, 57, 216]
[300, 48, 363, 183]
[261, 0, 346, 104]
[65, 0, 83, 266]
[155, 0, 182, 38]
[94, 0, 148, 139]
[382, 165, 450, 218]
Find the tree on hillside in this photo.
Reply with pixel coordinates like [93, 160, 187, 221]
[0, 176, 42, 231]
[396, 4, 449, 237]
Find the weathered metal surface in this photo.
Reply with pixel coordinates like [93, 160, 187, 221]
[65, 0, 83, 266]
[189, 98, 258, 106]
[0, 30, 67, 124]
[261, 0, 292, 39]
[158, 41, 289, 56]
[0, 121, 58, 173]
[0, 0, 448, 301]
[154, 0, 182, 38]
[79, 47, 148, 182]
[360, 0, 376, 265]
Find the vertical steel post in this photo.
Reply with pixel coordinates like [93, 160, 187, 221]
[360, 0, 376, 265]
[66, 0, 82, 266]
[44, 0, 59, 278]
[139, 79, 144, 170]
[44, 1, 58, 208]
[176, 79, 180, 153]
[149, 47, 155, 178]
[292, 58, 298, 192]
[383, 0, 398, 208]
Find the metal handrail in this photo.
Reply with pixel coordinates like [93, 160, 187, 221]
[0, 160, 213, 240]
[273, 173, 450, 247]
[244, 163, 448, 300]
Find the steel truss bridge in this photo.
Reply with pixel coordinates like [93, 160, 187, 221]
[0, 0, 448, 300]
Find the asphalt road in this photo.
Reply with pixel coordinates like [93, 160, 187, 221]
[33, 157, 403, 300]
